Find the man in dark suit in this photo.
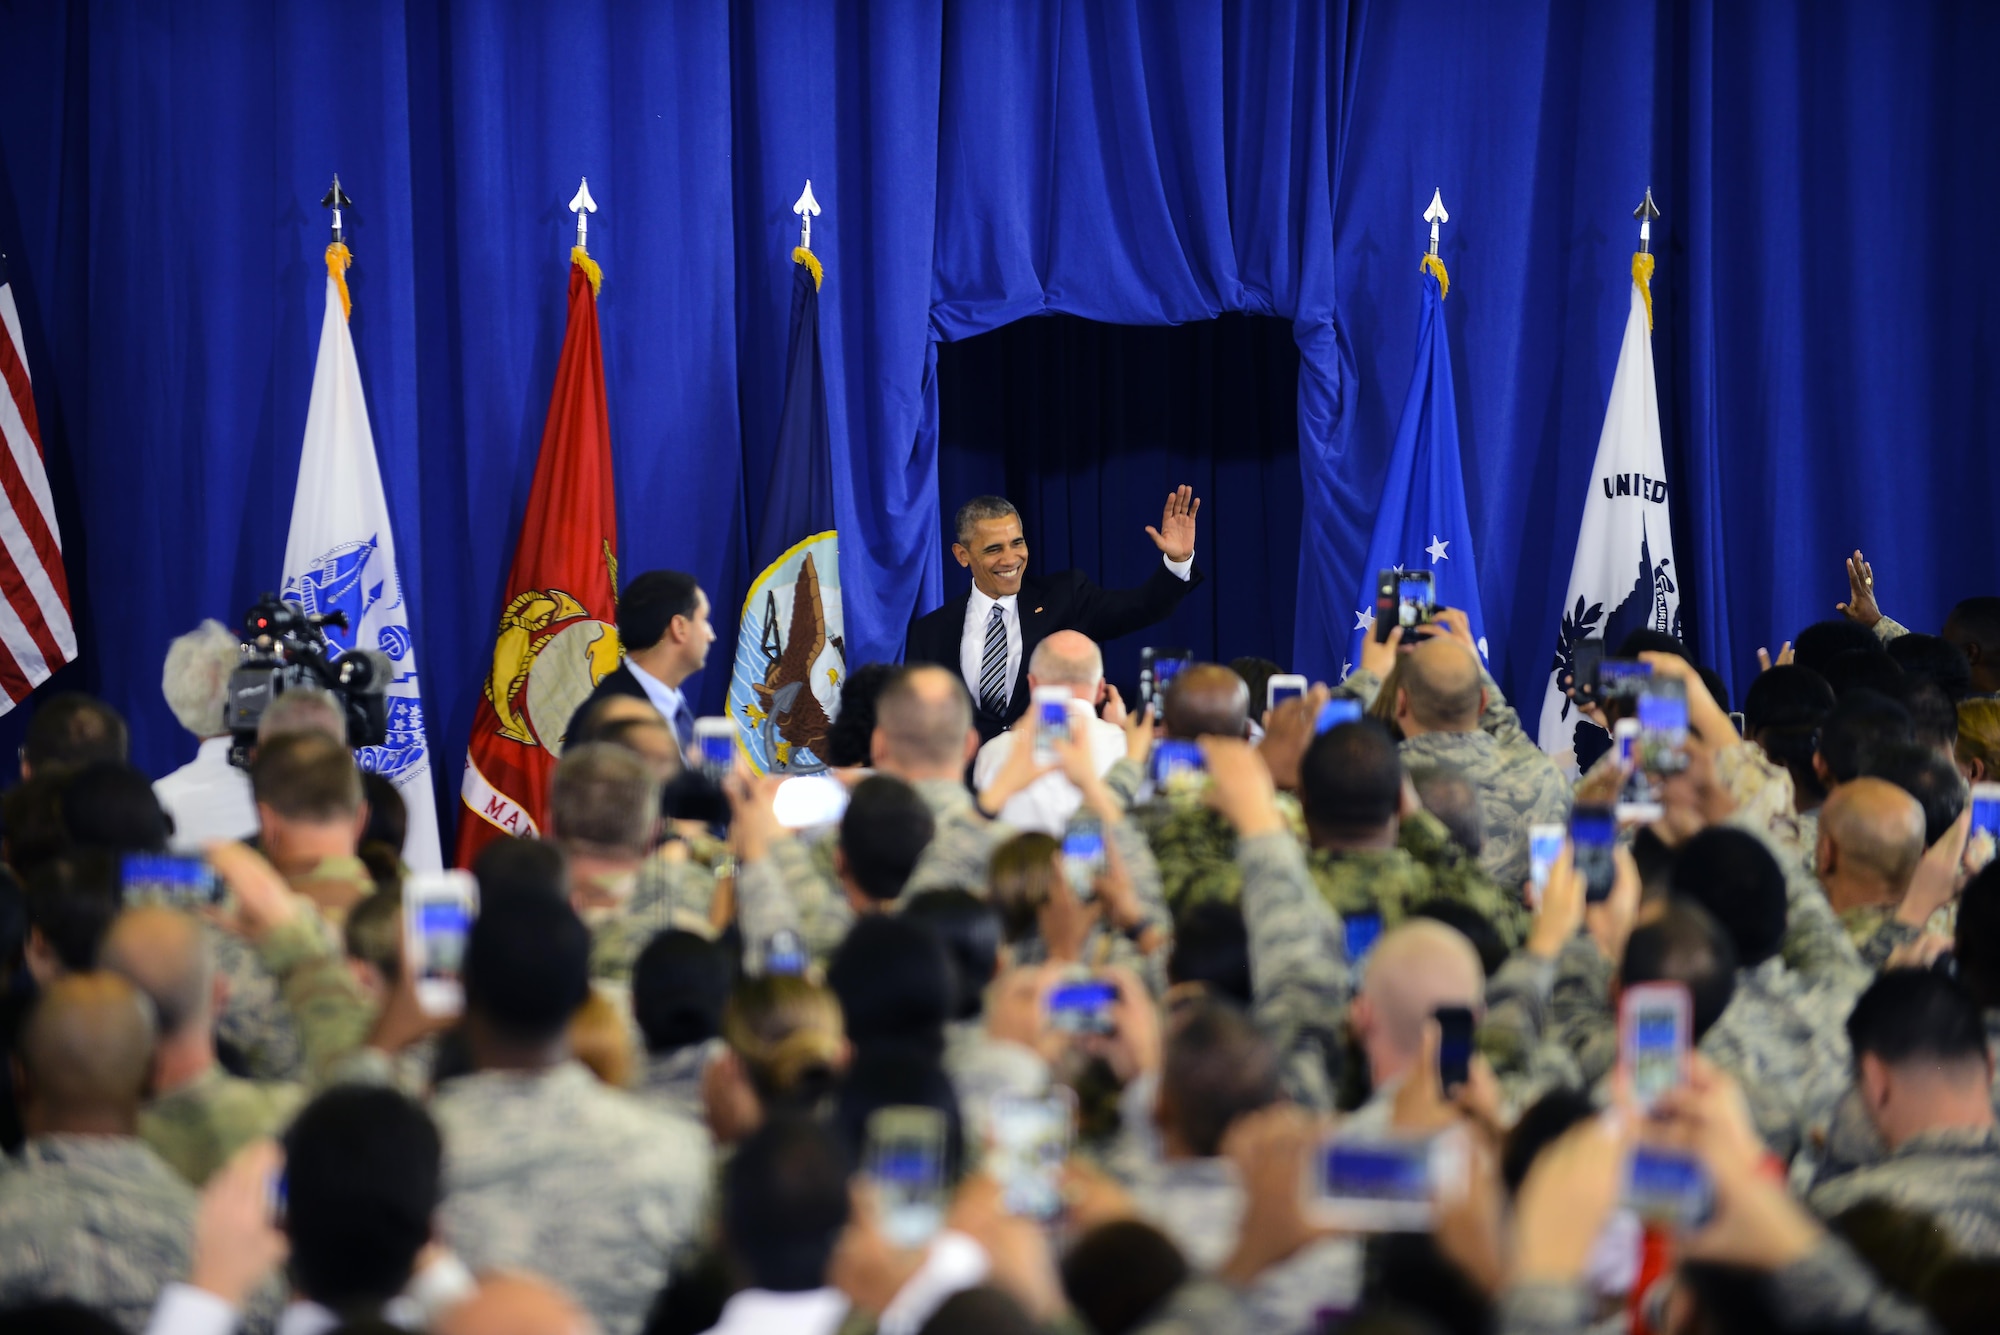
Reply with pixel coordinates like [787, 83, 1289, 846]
[562, 570, 715, 755]
[905, 488, 1205, 742]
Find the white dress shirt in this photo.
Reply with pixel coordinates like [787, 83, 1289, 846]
[625, 658, 691, 734]
[972, 709, 1128, 835]
[960, 587, 1021, 712]
[699, 1286, 850, 1335]
[154, 735, 258, 852]
[956, 551, 1193, 710]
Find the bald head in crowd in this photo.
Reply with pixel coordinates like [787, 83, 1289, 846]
[1395, 638, 1485, 735]
[100, 906, 215, 1045]
[437, 1273, 598, 1335]
[1353, 920, 1484, 1087]
[1161, 663, 1249, 740]
[16, 972, 157, 1136]
[872, 665, 978, 780]
[1028, 630, 1104, 695]
[1816, 777, 1927, 915]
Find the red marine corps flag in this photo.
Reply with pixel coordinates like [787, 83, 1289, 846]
[0, 255, 77, 711]
[455, 180, 620, 865]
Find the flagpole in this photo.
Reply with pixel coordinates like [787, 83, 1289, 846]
[1420, 188, 1450, 299]
[1634, 187, 1660, 254]
[569, 178, 597, 253]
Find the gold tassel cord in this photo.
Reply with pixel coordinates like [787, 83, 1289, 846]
[324, 243, 353, 322]
[1632, 252, 1655, 331]
[793, 245, 824, 291]
[1419, 252, 1450, 301]
[572, 246, 603, 297]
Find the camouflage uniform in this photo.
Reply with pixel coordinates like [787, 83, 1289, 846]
[1479, 948, 1589, 1110]
[1701, 959, 1859, 1162]
[589, 846, 723, 986]
[1125, 1157, 1361, 1333]
[635, 1039, 720, 1126]
[254, 908, 379, 1084]
[0, 1134, 195, 1332]
[140, 1065, 306, 1186]
[944, 1021, 1050, 1154]
[737, 779, 1169, 976]
[1713, 745, 1873, 992]
[1814, 1008, 2000, 1187]
[1809, 1126, 2000, 1256]
[1130, 1279, 1251, 1335]
[1238, 831, 1349, 1112]
[1309, 810, 1529, 950]
[1132, 791, 1308, 916]
[1399, 729, 1569, 894]
[433, 1062, 713, 1335]
[1549, 938, 1856, 1161]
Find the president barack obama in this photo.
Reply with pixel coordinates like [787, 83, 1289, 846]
[904, 487, 1204, 741]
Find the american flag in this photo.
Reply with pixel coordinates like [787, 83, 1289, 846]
[0, 257, 76, 713]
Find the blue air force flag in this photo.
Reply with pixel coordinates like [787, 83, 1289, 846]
[727, 244, 845, 773]
[1536, 256, 1681, 772]
[1348, 264, 1487, 674]
[280, 245, 442, 869]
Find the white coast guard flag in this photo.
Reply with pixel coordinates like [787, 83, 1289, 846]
[1537, 261, 1681, 773]
[280, 250, 442, 869]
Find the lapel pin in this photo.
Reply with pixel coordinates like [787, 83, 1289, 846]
[1033, 607, 1043, 614]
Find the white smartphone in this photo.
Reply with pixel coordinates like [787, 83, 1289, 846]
[986, 1089, 1075, 1221]
[1267, 673, 1308, 713]
[866, 1106, 949, 1249]
[1304, 1127, 1467, 1232]
[1031, 687, 1073, 765]
[692, 715, 736, 782]
[1619, 981, 1692, 1111]
[1060, 817, 1106, 901]
[1613, 718, 1662, 823]
[1527, 824, 1565, 911]
[403, 870, 480, 1018]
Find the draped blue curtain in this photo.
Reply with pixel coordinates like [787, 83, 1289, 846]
[1, 0, 1995, 851]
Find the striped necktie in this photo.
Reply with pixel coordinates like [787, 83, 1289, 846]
[978, 602, 1010, 716]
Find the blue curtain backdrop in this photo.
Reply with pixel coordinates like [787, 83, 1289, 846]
[936, 314, 1304, 695]
[1, 0, 1995, 850]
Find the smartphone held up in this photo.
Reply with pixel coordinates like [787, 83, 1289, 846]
[404, 870, 480, 1018]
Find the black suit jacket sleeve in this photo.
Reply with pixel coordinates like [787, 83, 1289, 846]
[1057, 559, 1206, 645]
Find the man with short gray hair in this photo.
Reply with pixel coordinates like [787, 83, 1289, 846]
[549, 743, 664, 982]
[971, 630, 1127, 834]
[905, 487, 1207, 741]
[154, 620, 257, 849]
[255, 686, 349, 748]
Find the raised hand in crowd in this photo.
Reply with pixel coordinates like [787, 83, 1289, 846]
[1838, 548, 1884, 627]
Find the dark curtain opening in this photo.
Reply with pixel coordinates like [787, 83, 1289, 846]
[935, 314, 1302, 700]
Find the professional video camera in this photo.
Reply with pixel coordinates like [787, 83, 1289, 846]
[224, 593, 391, 767]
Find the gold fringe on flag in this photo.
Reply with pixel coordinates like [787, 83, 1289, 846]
[572, 246, 603, 297]
[1632, 252, 1655, 331]
[1419, 252, 1450, 301]
[325, 243, 353, 322]
[793, 245, 824, 291]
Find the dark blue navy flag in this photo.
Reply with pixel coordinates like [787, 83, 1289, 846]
[1347, 264, 1486, 674]
[728, 243, 845, 772]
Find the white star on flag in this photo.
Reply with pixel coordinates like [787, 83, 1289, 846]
[1426, 535, 1450, 564]
[1354, 608, 1376, 633]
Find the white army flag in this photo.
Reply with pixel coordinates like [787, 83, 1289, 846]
[280, 244, 443, 869]
[1537, 258, 1681, 773]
